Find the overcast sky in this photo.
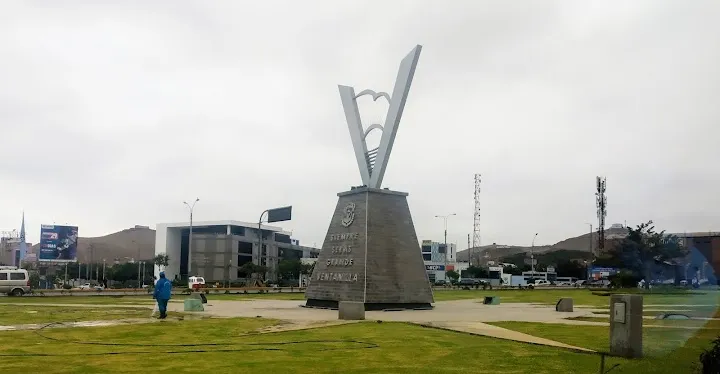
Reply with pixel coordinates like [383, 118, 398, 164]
[1, 1, 719, 249]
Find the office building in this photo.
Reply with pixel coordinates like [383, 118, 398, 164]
[154, 220, 319, 282]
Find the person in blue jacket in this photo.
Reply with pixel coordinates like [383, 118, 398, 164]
[153, 271, 172, 319]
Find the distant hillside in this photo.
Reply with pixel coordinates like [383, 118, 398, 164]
[500, 249, 592, 267]
[30, 226, 155, 263]
[456, 227, 629, 264]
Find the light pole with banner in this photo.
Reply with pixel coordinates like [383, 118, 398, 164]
[258, 206, 293, 282]
[434, 213, 456, 269]
[183, 198, 199, 277]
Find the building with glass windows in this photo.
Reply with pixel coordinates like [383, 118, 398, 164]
[420, 240, 459, 283]
[154, 220, 319, 282]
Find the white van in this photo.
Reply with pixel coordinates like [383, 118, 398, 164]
[188, 276, 206, 290]
[0, 266, 30, 296]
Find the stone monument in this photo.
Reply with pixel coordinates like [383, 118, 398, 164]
[305, 45, 434, 311]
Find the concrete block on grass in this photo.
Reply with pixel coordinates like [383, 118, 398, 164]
[483, 296, 500, 305]
[555, 298, 574, 312]
[184, 298, 204, 312]
[338, 301, 365, 320]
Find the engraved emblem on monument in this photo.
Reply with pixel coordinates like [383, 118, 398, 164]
[305, 44, 434, 310]
[340, 203, 356, 227]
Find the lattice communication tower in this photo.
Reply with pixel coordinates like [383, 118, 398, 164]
[595, 176, 607, 253]
[473, 174, 482, 250]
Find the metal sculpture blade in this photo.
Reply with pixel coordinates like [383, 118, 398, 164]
[339, 45, 422, 189]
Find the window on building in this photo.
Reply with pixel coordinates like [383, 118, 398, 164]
[238, 241, 253, 254]
[421, 245, 431, 253]
[438, 244, 446, 253]
[237, 255, 252, 266]
[422, 253, 431, 261]
[230, 226, 245, 236]
[274, 233, 291, 244]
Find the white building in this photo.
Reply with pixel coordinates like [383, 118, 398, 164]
[420, 240, 467, 282]
[154, 220, 319, 282]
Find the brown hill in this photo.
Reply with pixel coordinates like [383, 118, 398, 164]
[30, 226, 156, 263]
[457, 227, 629, 264]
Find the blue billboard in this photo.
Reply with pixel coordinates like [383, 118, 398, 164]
[39, 225, 78, 262]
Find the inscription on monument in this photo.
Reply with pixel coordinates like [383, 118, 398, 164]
[326, 258, 354, 266]
[315, 272, 359, 282]
[328, 233, 359, 241]
[330, 245, 353, 254]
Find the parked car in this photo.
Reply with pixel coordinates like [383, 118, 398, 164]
[527, 280, 551, 289]
[573, 280, 587, 288]
[78, 283, 103, 290]
[556, 281, 573, 287]
[458, 279, 484, 287]
[0, 266, 30, 296]
[588, 279, 611, 288]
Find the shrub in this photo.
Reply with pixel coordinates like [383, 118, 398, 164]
[699, 335, 720, 373]
[62, 284, 72, 290]
[608, 271, 642, 288]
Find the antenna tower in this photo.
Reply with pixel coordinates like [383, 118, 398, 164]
[595, 176, 607, 254]
[473, 174, 482, 265]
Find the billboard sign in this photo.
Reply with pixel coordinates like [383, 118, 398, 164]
[426, 264, 445, 271]
[39, 225, 78, 262]
[267, 206, 292, 223]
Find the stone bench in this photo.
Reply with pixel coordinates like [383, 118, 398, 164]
[555, 297, 574, 312]
[338, 301, 365, 320]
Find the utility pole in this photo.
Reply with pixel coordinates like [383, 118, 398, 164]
[585, 223, 592, 281]
[531, 233, 539, 273]
[64, 263, 68, 286]
[184, 198, 200, 277]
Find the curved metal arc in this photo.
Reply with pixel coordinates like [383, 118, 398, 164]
[354, 89, 391, 103]
[363, 124, 384, 139]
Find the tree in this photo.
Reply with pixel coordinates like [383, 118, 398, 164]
[445, 270, 460, 283]
[278, 259, 302, 280]
[609, 220, 687, 288]
[238, 262, 268, 281]
[153, 253, 169, 274]
[300, 262, 315, 275]
[554, 261, 587, 279]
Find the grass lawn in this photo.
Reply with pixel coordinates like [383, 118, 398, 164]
[0, 318, 625, 374]
[435, 288, 718, 307]
[1, 289, 716, 310]
[490, 321, 716, 373]
[0, 296, 155, 305]
[0, 305, 154, 325]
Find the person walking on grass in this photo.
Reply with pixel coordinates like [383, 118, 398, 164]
[153, 271, 172, 319]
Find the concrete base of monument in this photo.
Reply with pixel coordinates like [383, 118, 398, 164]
[305, 299, 433, 311]
[304, 187, 435, 308]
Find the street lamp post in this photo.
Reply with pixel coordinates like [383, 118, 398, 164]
[585, 223, 593, 280]
[434, 214, 457, 270]
[531, 233, 539, 273]
[183, 198, 200, 277]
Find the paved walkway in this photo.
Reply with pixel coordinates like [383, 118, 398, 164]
[169, 299, 597, 352]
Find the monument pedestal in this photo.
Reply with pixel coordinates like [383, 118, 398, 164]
[305, 187, 434, 311]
